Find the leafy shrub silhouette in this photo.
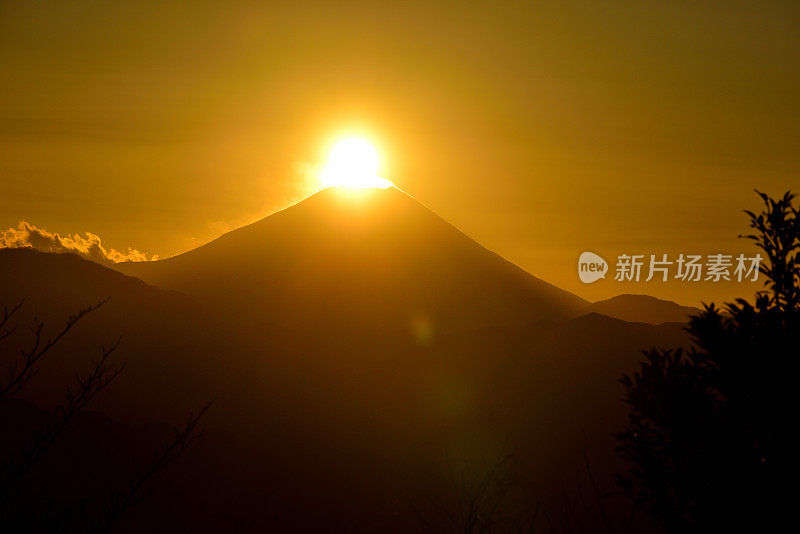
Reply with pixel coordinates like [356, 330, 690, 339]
[616, 191, 799, 532]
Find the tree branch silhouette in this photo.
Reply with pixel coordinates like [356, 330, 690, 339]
[99, 401, 213, 533]
[0, 300, 24, 344]
[0, 299, 211, 532]
[0, 338, 124, 501]
[0, 299, 108, 404]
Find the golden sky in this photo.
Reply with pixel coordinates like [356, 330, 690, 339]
[1, 1, 798, 306]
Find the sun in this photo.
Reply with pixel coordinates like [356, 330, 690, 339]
[320, 138, 393, 189]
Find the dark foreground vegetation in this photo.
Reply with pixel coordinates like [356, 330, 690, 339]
[617, 191, 798, 532]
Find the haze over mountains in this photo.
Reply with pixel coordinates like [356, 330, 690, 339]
[0, 187, 697, 531]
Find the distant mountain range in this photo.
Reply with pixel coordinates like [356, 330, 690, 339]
[0, 187, 700, 532]
[577, 293, 702, 324]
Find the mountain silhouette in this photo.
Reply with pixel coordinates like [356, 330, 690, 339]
[117, 187, 586, 338]
[578, 293, 701, 324]
[0, 193, 692, 532]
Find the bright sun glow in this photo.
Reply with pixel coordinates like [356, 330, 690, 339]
[321, 138, 393, 189]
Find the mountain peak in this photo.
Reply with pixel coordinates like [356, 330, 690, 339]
[281, 185, 420, 221]
[116, 187, 586, 337]
[296, 184, 424, 213]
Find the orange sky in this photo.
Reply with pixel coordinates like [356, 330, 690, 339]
[1, 1, 798, 306]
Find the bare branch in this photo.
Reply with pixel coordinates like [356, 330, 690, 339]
[0, 299, 108, 404]
[99, 401, 213, 533]
[0, 339, 124, 500]
[0, 300, 24, 344]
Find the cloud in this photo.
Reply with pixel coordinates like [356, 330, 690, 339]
[0, 221, 157, 265]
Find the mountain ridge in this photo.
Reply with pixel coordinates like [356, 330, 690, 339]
[116, 186, 587, 337]
[578, 293, 701, 325]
